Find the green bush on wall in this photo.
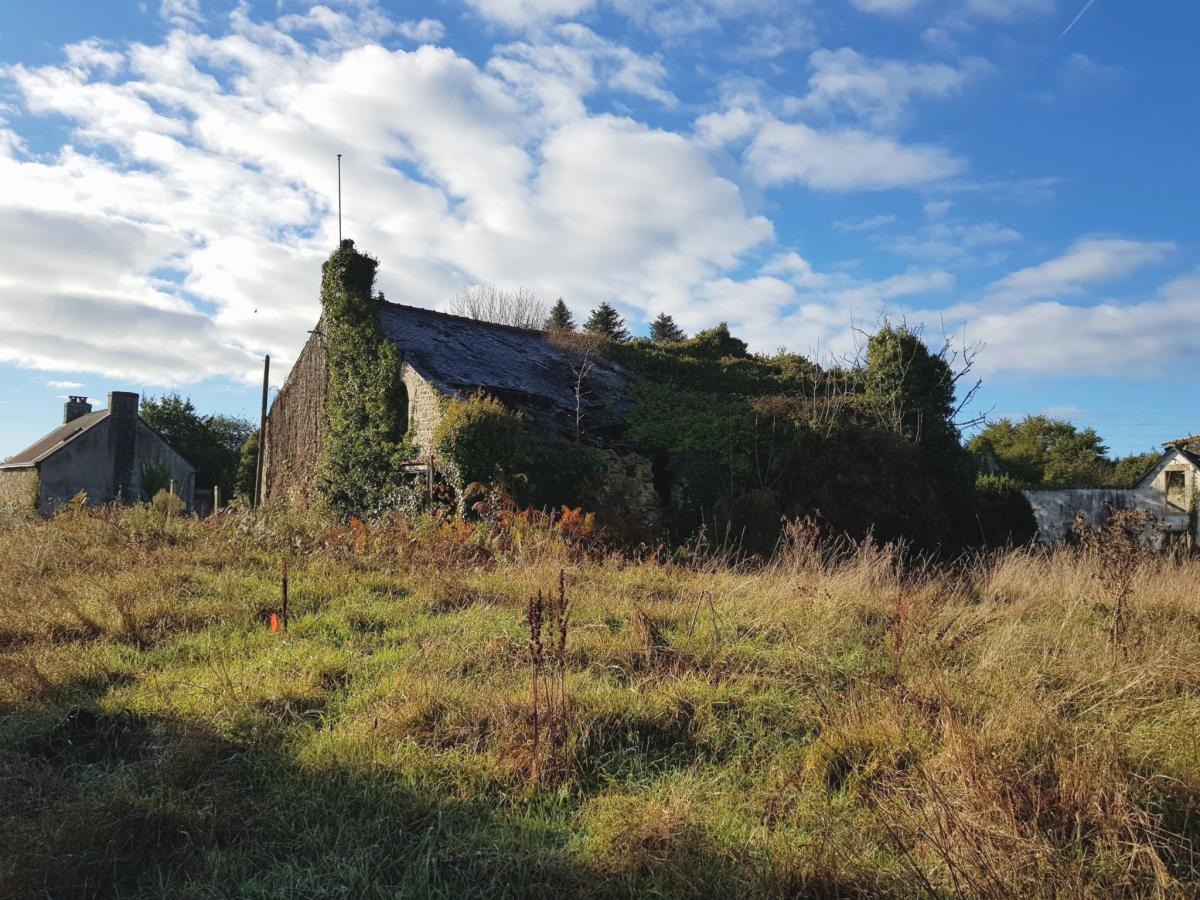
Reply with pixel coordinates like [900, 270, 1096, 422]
[433, 393, 525, 501]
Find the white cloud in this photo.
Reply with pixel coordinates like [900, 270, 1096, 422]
[984, 238, 1174, 305]
[963, 0, 1054, 21]
[397, 18, 446, 43]
[464, 0, 597, 29]
[746, 119, 965, 190]
[0, 6, 779, 385]
[45, 380, 86, 390]
[960, 270, 1200, 377]
[886, 219, 1022, 262]
[786, 47, 991, 130]
[835, 214, 898, 233]
[160, 0, 204, 26]
[851, 0, 921, 15]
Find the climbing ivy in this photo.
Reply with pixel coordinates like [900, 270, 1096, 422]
[318, 240, 413, 518]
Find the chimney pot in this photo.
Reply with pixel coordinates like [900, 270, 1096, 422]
[63, 395, 92, 424]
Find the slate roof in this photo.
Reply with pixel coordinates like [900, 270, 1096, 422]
[377, 303, 629, 443]
[0, 410, 110, 469]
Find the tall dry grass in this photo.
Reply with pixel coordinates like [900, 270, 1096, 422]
[0, 503, 1197, 897]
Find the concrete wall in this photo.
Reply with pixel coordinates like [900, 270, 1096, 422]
[263, 329, 327, 506]
[132, 422, 196, 508]
[33, 416, 194, 515]
[1025, 449, 1199, 547]
[0, 469, 38, 514]
[36, 417, 118, 514]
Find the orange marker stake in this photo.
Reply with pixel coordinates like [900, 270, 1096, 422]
[271, 612, 280, 633]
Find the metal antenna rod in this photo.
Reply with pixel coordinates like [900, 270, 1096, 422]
[337, 153, 342, 243]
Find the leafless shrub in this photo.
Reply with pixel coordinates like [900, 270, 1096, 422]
[1072, 506, 1152, 652]
[447, 284, 547, 330]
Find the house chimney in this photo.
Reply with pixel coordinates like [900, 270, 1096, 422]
[63, 396, 92, 424]
[108, 391, 139, 502]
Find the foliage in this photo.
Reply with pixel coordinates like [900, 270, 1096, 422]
[1107, 450, 1161, 487]
[969, 415, 1111, 488]
[545, 297, 575, 332]
[974, 473, 1039, 546]
[235, 430, 259, 500]
[648, 312, 686, 343]
[139, 394, 252, 498]
[149, 487, 185, 518]
[584, 302, 630, 342]
[318, 240, 413, 518]
[433, 393, 526, 503]
[138, 461, 171, 501]
[611, 322, 990, 553]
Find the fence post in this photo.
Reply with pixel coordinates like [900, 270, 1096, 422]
[281, 556, 289, 631]
[213, 484, 221, 515]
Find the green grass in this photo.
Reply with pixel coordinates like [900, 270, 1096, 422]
[1, 505, 1198, 897]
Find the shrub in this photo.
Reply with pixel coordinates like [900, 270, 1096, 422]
[434, 393, 525, 505]
[974, 473, 1038, 547]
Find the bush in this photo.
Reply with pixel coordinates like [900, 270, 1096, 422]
[974, 473, 1037, 546]
[434, 393, 525, 504]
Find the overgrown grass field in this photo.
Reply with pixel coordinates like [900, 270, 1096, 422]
[1, 504, 1197, 897]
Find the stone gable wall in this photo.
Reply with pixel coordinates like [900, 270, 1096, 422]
[263, 330, 327, 506]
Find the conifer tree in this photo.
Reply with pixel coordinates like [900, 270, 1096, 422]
[649, 312, 686, 343]
[584, 302, 630, 342]
[545, 297, 575, 332]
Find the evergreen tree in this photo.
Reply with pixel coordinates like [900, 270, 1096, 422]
[545, 297, 575, 332]
[649, 312, 686, 343]
[584, 302, 630, 342]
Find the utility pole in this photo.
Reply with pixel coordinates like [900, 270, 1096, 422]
[254, 354, 270, 508]
[337, 153, 342, 243]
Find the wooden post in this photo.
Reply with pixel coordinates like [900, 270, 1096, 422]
[169, 478, 176, 496]
[213, 484, 221, 514]
[253, 354, 270, 508]
[281, 556, 289, 631]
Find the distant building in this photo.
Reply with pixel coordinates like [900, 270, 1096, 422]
[262, 303, 629, 505]
[0, 392, 196, 515]
[1026, 436, 1200, 548]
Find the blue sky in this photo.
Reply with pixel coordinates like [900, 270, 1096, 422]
[1, 0, 1198, 461]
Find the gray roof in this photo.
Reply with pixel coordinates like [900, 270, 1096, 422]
[377, 303, 629, 443]
[0, 409, 109, 469]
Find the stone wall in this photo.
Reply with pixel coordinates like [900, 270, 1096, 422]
[263, 329, 327, 506]
[0, 469, 38, 515]
[404, 364, 444, 457]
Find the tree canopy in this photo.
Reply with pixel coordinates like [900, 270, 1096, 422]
[584, 302, 630, 342]
[139, 394, 253, 500]
[649, 312, 686, 343]
[545, 298, 575, 332]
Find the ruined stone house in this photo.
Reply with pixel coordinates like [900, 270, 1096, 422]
[1026, 436, 1200, 548]
[0, 392, 196, 515]
[262, 303, 629, 505]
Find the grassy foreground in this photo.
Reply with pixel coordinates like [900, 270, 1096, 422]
[1, 505, 1197, 898]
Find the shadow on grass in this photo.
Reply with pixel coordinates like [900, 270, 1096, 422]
[0, 684, 891, 899]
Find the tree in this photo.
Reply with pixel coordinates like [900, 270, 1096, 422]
[649, 312, 686, 343]
[584, 302, 630, 342]
[447, 284, 546, 330]
[140, 394, 252, 500]
[968, 416, 1110, 488]
[236, 430, 259, 500]
[863, 324, 958, 449]
[545, 297, 575, 332]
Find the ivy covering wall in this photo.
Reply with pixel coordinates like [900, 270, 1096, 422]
[317, 240, 413, 517]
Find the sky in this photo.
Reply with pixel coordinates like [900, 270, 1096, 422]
[1, 0, 1197, 460]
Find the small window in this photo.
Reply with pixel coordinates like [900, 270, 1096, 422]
[1165, 470, 1187, 513]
